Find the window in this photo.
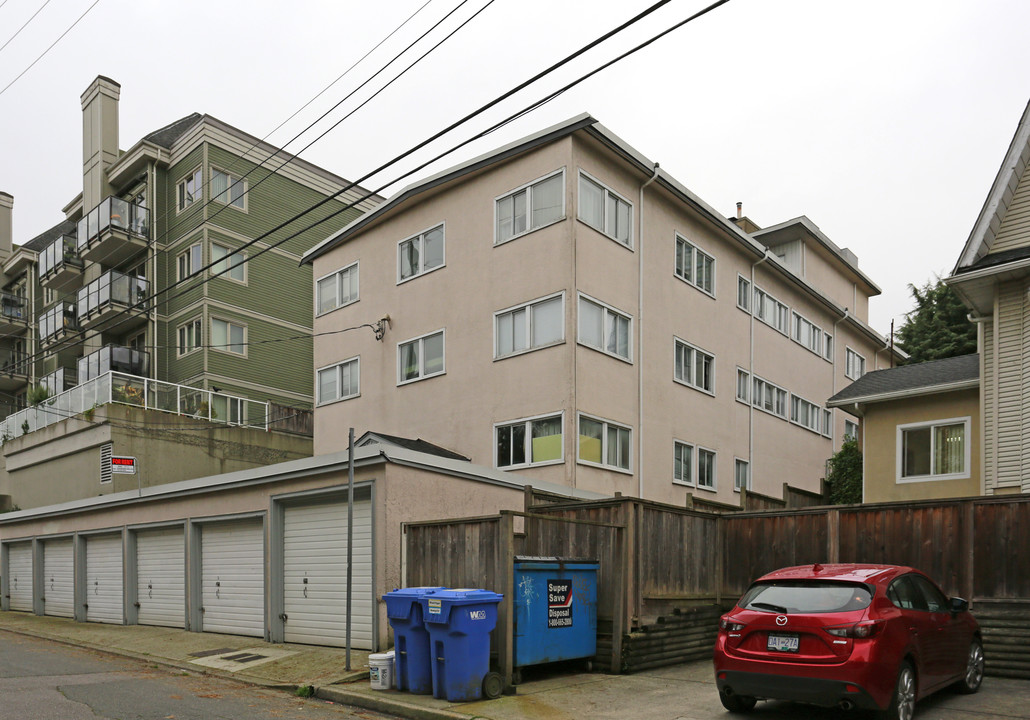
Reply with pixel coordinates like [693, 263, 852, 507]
[398, 224, 444, 282]
[177, 167, 202, 211]
[317, 357, 359, 405]
[737, 276, 750, 311]
[211, 169, 246, 209]
[578, 415, 632, 471]
[674, 338, 714, 394]
[698, 448, 716, 489]
[495, 170, 564, 244]
[898, 417, 970, 481]
[791, 394, 831, 436]
[792, 312, 824, 356]
[398, 330, 445, 384]
[578, 295, 631, 361]
[675, 236, 715, 295]
[316, 262, 359, 315]
[177, 318, 201, 356]
[495, 293, 564, 358]
[211, 318, 245, 355]
[823, 334, 834, 362]
[754, 286, 789, 334]
[211, 243, 245, 282]
[673, 441, 693, 486]
[752, 376, 788, 418]
[177, 242, 202, 280]
[736, 369, 750, 402]
[578, 172, 632, 246]
[846, 348, 866, 380]
[210, 394, 243, 424]
[845, 420, 859, 440]
[496, 413, 563, 468]
[734, 459, 750, 492]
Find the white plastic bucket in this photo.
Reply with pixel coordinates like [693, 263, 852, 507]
[368, 650, 395, 690]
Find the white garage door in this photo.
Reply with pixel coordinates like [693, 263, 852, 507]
[136, 528, 185, 628]
[7, 542, 33, 612]
[85, 534, 123, 624]
[283, 499, 373, 648]
[43, 538, 74, 618]
[201, 520, 264, 637]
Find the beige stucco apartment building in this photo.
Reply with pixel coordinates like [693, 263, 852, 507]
[302, 116, 901, 506]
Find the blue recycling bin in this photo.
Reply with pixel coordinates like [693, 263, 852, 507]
[383, 587, 445, 693]
[513, 557, 598, 671]
[419, 588, 503, 702]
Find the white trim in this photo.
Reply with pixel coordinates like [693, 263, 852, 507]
[177, 242, 203, 281]
[845, 346, 866, 380]
[396, 329, 446, 385]
[674, 233, 716, 298]
[210, 166, 248, 212]
[577, 169, 634, 249]
[896, 416, 972, 483]
[176, 166, 203, 214]
[315, 260, 359, 318]
[791, 310, 827, 359]
[750, 373, 789, 420]
[493, 291, 565, 360]
[672, 438, 695, 488]
[827, 379, 981, 408]
[733, 457, 750, 493]
[493, 411, 565, 470]
[752, 284, 790, 336]
[176, 317, 202, 358]
[493, 168, 566, 246]
[673, 336, 715, 396]
[790, 393, 832, 438]
[316, 356, 360, 406]
[736, 274, 750, 312]
[576, 412, 633, 474]
[397, 222, 446, 285]
[577, 292, 633, 363]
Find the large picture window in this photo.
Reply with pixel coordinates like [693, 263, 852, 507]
[211, 318, 245, 355]
[496, 413, 563, 468]
[898, 417, 970, 481]
[211, 243, 245, 282]
[495, 170, 564, 244]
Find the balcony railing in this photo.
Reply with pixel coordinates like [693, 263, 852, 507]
[0, 350, 28, 376]
[76, 196, 149, 252]
[77, 345, 149, 383]
[39, 235, 83, 278]
[76, 271, 148, 323]
[0, 291, 27, 321]
[0, 371, 270, 440]
[38, 302, 79, 344]
[40, 366, 77, 395]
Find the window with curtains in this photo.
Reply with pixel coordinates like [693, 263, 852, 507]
[675, 235, 715, 296]
[495, 413, 563, 468]
[398, 224, 444, 282]
[898, 417, 969, 481]
[674, 338, 714, 394]
[578, 294, 631, 361]
[211, 168, 246, 209]
[495, 170, 565, 244]
[494, 293, 564, 358]
[846, 347, 866, 379]
[578, 414, 631, 471]
[578, 171, 632, 246]
[397, 330, 445, 384]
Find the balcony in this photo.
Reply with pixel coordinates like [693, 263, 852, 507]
[76, 270, 149, 331]
[76, 196, 149, 266]
[40, 366, 77, 396]
[0, 371, 269, 440]
[0, 290, 28, 335]
[77, 345, 149, 383]
[38, 303, 79, 347]
[0, 350, 29, 394]
[39, 235, 84, 293]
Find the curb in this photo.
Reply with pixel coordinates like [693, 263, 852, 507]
[316, 686, 478, 720]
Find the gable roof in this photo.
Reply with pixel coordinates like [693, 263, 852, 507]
[356, 430, 469, 461]
[827, 354, 979, 409]
[20, 218, 77, 252]
[143, 112, 203, 149]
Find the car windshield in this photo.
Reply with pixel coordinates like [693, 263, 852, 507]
[739, 581, 872, 614]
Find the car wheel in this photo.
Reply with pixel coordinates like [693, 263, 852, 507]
[719, 691, 757, 713]
[880, 661, 916, 720]
[955, 639, 984, 694]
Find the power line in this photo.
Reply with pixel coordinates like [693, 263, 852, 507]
[0, 0, 53, 55]
[0, 0, 102, 98]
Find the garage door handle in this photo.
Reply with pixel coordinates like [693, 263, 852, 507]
[279, 613, 288, 622]
[133, 602, 141, 608]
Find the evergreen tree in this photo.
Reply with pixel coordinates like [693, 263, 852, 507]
[895, 277, 976, 364]
[826, 438, 862, 505]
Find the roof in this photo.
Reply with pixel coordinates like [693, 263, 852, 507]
[20, 218, 77, 252]
[759, 563, 909, 585]
[827, 354, 979, 408]
[357, 430, 469, 461]
[142, 112, 202, 149]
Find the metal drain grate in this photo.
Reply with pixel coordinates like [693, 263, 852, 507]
[222, 653, 267, 663]
[188, 647, 238, 658]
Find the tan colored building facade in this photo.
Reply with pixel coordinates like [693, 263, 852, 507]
[303, 116, 901, 506]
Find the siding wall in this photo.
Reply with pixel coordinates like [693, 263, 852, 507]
[988, 149, 1030, 254]
[996, 281, 1025, 488]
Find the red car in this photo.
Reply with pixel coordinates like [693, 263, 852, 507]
[713, 564, 983, 719]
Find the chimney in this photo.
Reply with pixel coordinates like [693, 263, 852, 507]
[80, 76, 121, 211]
[0, 192, 12, 262]
[736, 201, 742, 219]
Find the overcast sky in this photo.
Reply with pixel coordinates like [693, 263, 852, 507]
[1, 0, 1028, 336]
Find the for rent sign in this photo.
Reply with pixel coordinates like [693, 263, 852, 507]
[547, 579, 573, 628]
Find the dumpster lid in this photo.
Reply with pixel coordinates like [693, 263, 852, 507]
[429, 588, 503, 602]
[515, 556, 597, 563]
[385, 586, 446, 597]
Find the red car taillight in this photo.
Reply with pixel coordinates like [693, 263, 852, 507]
[719, 615, 746, 632]
[824, 620, 883, 638]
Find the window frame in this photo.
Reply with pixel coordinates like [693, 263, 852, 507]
[397, 222, 446, 284]
[896, 416, 971, 483]
[844, 419, 859, 440]
[494, 168, 566, 246]
[674, 234, 716, 297]
[396, 329, 446, 386]
[493, 291, 565, 360]
[751, 374, 788, 419]
[791, 311, 825, 357]
[577, 170, 633, 248]
[697, 446, 717, 490]
[210, 167, 247, 211]
[735, 368, 750, 404]
[494, 411, 565, 470]
[734, 458, 750, 492]
[576, 413, 633, 473]
[577, 293, 633, 362]
[845, 347, 866, 380]
[210, 242, 247, 284]
[315, 261, 359, 317]
[176, 166, 203, 212]
[790, 393, 832, 437]
[176, 317, 202, 357]
[210, 317, 246, 356]
[672, 440, 694, 487]
[736, 275, 751, 312]
[753, 285, 789, 335]
[177, 242, 203, 281]
[316, 356, 360, 406]
[673, 337, 715, 396]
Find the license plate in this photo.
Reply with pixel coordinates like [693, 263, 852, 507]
[767, 633, 799, 653]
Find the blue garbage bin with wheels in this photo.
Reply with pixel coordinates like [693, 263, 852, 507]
[419, 588, 503, 702]
[383, 587, 444, 693]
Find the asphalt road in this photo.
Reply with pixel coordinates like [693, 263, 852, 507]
[0, 630, 395, 720]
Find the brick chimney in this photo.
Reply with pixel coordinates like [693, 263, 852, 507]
[0, 192, 12, 263]
[80, 76, 121, 212]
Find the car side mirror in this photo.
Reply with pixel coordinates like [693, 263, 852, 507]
[950, 597, 969, 614]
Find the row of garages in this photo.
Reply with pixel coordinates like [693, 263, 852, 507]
[1, 487, 374, 647]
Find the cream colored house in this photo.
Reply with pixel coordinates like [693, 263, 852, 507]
[828, 354, 980, 502]
[302, 115, 902, 506]
[948, 98, 1030, 496]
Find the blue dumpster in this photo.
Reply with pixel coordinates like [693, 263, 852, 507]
[419, 588, 503, 701]
[383, 587, 445, 693]
[513, 557, 598, 673]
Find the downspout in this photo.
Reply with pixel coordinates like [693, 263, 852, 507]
[830, 309, 849, 450]
[748, 250, 773, 491]
[149, 160, 157, 381]
[967, 311, 990, 496]
[637, 162, 659, 499]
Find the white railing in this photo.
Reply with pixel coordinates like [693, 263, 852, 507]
[0, 371, 269, 441]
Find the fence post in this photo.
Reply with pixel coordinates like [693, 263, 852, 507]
[963, 500, 975, 602]
[497, 512, 515, 691]
[611, 521, 627, 674]
[827, 509, 840, 563]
